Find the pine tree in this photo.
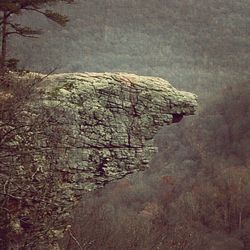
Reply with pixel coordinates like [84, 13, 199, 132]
[0, 0, 75, 72]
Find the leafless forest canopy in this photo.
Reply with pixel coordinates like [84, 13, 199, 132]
[6, 0, 250, 249]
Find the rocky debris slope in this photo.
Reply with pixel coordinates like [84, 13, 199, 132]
[0, 72, 197, 249]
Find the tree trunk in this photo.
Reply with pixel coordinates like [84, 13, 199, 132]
[1, 11, 8, 72]
[239, 211, 242, 230]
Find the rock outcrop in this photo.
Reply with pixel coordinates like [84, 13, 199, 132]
[0, 72, 197, 249]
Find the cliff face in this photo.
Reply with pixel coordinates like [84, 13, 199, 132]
[42, 73, 197, 191]
[0, 72, 197, 249]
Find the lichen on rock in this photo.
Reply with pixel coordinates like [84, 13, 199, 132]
[0, 72, 197, 249]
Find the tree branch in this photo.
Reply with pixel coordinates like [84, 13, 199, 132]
[6, 31, 39, 38]
[68, 229, 83, 250]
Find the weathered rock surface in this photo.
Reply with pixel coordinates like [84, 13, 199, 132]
[41, 72, 197, 190]
[0, 72, 197, 249]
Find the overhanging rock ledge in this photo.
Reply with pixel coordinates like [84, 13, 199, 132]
[40, 72, 198, 191]
[0, 72, 198, 249]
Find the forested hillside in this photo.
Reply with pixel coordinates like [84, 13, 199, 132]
[6, 0, 250, 249]
[11, 0, 250, 92]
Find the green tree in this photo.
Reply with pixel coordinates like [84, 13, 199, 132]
[0, 0, 74, 72]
